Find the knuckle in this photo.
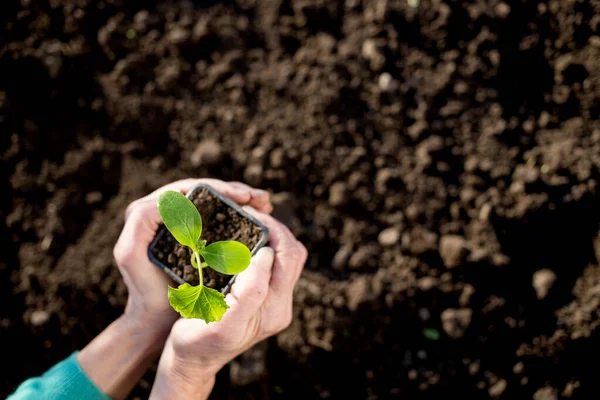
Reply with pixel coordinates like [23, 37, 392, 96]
[280, 245, 307, 267]
[206, 328, 228, 343]
[124, 201, 138, 219]
[175, 178, 196, 187]
[127, 204, 144, 221]
[281, 308, 293, 330]
[113, 240, 131, 266]
[298, 243, 308, 263]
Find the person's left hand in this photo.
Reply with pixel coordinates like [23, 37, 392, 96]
[149, 207, 307, 400]
[113, 178, 274, 335]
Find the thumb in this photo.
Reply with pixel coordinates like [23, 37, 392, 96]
[121, 199, 163, 246]
[114, 199, 162, 262]
[227, 246, 274, 316]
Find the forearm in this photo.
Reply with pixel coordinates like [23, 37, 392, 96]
[78, 314, 170, 400]
[150, 341, 216, 400]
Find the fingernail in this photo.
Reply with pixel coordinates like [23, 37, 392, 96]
[253, 246, 275, 270]
[242, 205, 257, 213]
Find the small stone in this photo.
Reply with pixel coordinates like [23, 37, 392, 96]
[30, 310, 50, 327]
[479, 203, 492, 221]
[215, 213, 226, 222]
[348, 245, 376, 269]
[489, 379, 507, 398]
[496, 2, 510, 18]
[532, 269, 557, 299]
[418, 308, 431, 321]
[85, 191, 103, 204]
[533, 387, 558, 400]
[553, 85, 570, 104]
[378, 73, 397, 92]
[418, 276, 438, 291]
[269, 147, 285, 168]
[193, 19, 208, 40]
[407, 120, 427, 140]
[590, 36, 600, 48]
[361, 39, 385, 71]
[190, 139, 222, 167]
[468, 360, 480, 375]
[332, 244, 352, 270]
[328, 182, 348, 207]
[459, 284, 475, 306]
[362, 39, 378, 60]
[378, 227, 400, 246]
[409, 228, 438, 255]
[167, 27, 189, 44]
[244, 164, 263, 186]
[439, 235, 469, 268]
[538, 111, 551, 127]
[513, 362, 524, 374]
[441, 308, 472, 338]
[346, 276, 370, 311]
[42, 52, 62, 79]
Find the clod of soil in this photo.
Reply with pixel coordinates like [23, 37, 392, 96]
[150, 187, 262, 289]
[532, 269, 558, 300]
[441, 308, 473, 339]
[439, 234, 469, 269]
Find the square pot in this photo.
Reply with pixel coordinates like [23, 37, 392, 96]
[148, 183, 269, 294]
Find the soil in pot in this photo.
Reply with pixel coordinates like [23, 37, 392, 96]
[150, 187, 263, 290]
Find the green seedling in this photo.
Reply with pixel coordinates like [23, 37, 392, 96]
[423, 328, 440, 341]
[157, 190, 252, 323]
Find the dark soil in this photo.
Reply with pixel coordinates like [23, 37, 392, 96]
[150, 186, 263, 288]
[1, 0, 600, 399]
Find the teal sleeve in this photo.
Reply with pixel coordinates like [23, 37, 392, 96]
[8, 351, 111, 400]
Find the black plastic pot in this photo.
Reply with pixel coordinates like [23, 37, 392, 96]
[148, 183, 269, 294]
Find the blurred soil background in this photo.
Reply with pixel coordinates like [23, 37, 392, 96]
[1, 0, 600, 398]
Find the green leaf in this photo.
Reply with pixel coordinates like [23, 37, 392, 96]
[201, 241, 252, 275]
[168, 284, 229, 322]
[157, 190, 202, 249]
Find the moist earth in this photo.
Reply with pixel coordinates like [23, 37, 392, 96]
[151, 186, 263, 288]
[1, 0, 600, 399]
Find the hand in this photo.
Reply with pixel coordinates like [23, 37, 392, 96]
[78, 179, 272, 399]
[150, 208, 307, 400]
[114, 178, 273, 334]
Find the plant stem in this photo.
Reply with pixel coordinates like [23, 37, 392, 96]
[194, 251, 203, 285]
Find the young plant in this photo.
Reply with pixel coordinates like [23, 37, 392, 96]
[157, 190, 252, 323]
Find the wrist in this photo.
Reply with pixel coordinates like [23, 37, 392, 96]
[150, 341, 217, 400]
[78, 314, 170, 399]
[122, 303, 178, 347]
[119, 313, 173, 353]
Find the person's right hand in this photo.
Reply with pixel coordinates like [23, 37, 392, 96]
[150, 207, 307, 400]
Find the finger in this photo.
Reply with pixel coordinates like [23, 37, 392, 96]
[242, 206, 297, 250]
[229, 182, 273, 214]
[125, 178, 254, 221]
[241, 206, 307, 295]
[120, 199, 163, 247]
[227, 247, 275, 316]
